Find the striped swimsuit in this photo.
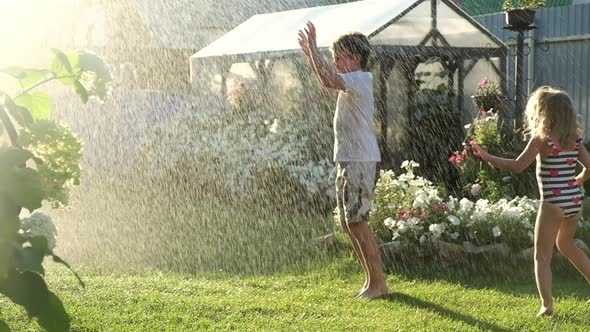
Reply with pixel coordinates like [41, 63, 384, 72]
[539, 137, 583, 217]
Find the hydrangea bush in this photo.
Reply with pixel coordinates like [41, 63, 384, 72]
[0, 49, 108, 331]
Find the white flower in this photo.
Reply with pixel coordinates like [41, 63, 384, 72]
[470, 183, 482, 196]
[464, 123, 472, 129]
[429, 223, 446, 239]
[450, 232, 460, 240]
[447, 196, 458, 211]
[397, 220, 409, 232]
[458, 198, 474, 215]
[492, 226, 502, 237]
[20, 212, 58, 250]
[384, 217, 396, 228]
[412, 191, 429, 209]
[401, 160, 420, 170]
[268, 119, 279, 134]
[387, 203, 396, 210]
[447, 215, 461, 226]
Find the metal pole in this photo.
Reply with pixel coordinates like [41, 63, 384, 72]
[457, 59, 464, 116]
[431, 0, 437, 45]
[515, 30, 525, 131]
[527, 29, 535, 95]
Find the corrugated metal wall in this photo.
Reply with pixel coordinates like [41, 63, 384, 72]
[475, 3, 590, 134]
[459, 0, 571, 15]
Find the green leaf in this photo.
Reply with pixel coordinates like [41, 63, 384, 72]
[16, 247, 45, 275]
[36, 291, 70, 332]
[0, 197, 19, 281]
[13, 93, 52, 121]
[52, 254, 85, 288]
[0, 146, 33, 168]
[0, 67, 50, 89]
[0, 147, 44, 211]
[0, 319, 11, 332]
[4, 99, 34, 128]
[0, 240, 15, 282]
[73, 80, 88, 103]
[0, 196, 20, 240]
[50, 49, 73, 76]
[29, 236, 50, 255]
[0, 271, 49, 317]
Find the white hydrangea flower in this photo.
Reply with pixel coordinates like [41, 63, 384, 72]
[20, 212, 58, 250]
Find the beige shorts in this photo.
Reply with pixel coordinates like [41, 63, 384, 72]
[336, 162, 377, 224]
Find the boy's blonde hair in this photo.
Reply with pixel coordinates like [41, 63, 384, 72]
[331, 32, 372, 70]
[525, 86, 580, 148]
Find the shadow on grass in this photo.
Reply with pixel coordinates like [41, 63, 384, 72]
[386, 292, 513, 332]
[381, 250, 590, 299]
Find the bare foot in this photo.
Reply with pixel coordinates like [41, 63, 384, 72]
[355, 285, 388, 300]
[536, 306, 553, 317]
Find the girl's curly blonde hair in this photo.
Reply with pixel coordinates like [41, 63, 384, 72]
[525, 86, 581, 148]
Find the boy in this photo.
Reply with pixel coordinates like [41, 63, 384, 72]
[298, 22, 388, 299]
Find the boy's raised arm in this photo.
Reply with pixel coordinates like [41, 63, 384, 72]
[298, 22, 345, 91]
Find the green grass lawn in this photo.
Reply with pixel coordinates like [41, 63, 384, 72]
[1, 254, 589, 332]
[8, 181, 590, 331]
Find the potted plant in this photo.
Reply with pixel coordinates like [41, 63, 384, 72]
[503, 0, 544, 29]
[472, 77, 502, 112]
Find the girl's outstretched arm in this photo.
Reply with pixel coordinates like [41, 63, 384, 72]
[576, 143, 590, 185]
[471, 137, 540, 173]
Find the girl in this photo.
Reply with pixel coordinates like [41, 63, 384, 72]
[471, 86, 590, 316]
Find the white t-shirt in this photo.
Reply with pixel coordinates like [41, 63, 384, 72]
[333, 71, 381, 162]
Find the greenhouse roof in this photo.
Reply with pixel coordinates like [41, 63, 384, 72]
[192, 0, 506, 61]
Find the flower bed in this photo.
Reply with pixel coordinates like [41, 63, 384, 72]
[369, 161, 590, 259]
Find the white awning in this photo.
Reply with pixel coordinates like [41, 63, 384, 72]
[192, 0, 505, 60]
